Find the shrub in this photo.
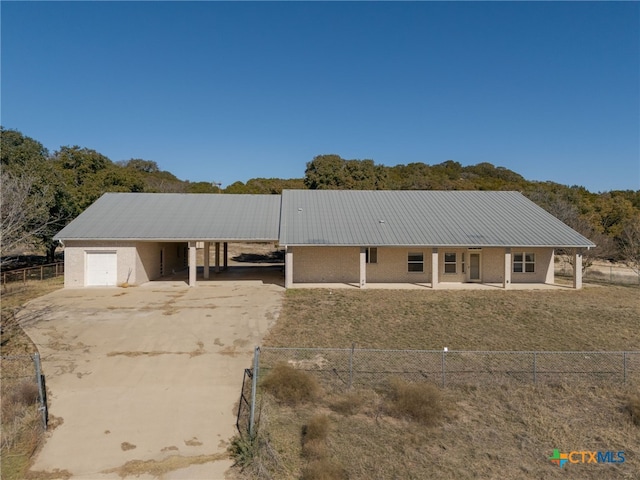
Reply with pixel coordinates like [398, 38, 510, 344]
[385, 378, 444, 426]
[302, 414, 329, 442]
[302, 438, 329, 460]
[261, 363, 320, 405]
[301, 459, 348, 480]
[626, 394, 640, 426]
[301, 414, 330, 459]
[10, 381, 39, 407]
[328, 390, 367, 416]
[229, 435, 257, 469]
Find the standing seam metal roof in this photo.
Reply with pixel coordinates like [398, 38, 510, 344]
[54, 190, 595, 248]
[278, 190, 595, 247]
[54, 193, 282, 241]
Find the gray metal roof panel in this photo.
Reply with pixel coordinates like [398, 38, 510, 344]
[54, 193, 281, 241]
[279, 190, 595, 248]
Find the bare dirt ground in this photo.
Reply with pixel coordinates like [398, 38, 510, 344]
[17, 278, 283, 480]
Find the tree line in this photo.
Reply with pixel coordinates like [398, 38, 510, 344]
[1, 128, 638, 273]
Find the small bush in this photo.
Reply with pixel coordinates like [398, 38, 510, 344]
[10, 381, 39, 407]
[385, 378, 444, 426]
[626, 394, 640, 426]
[301, 459, 348, 480]
[303, 414, 329, 442]
[229, 435, 257, 468]
[302, 438, 329, 460]
[301, 414, 330, 459]
[261, 363, 320, 405]
[328, 390, 367, 416]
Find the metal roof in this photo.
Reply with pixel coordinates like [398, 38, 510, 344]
[55, 190, 595, 248]
[279, 190, 595, 248]
[54, 193, 282, 241]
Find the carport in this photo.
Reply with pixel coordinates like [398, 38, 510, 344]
[54, 193, 282, 288]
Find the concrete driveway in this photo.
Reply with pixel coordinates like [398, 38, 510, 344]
[18, 279, 283, 479]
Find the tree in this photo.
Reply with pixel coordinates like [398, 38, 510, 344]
[620, 214, 640, 276]
[304, 155, 386, 190]
[304, 154, 347, 189]
[117, 158, 160, 173]
[526, 187, 615, 272]
[0, 172, 51, 259]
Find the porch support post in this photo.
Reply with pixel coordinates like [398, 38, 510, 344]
[215, 242, 221, 273]
[431, 248, 439, 289]
[573, 250, 583, 289]
[203, 242, 210, 279]
[359, 247, 367, 288]
[285, 246, 293, 288]
[503, 247, 511, 289]
[188, 241, 197, 287]
[223, 242, 228, 270]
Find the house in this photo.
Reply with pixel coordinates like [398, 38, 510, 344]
[54, 190, 595, 289]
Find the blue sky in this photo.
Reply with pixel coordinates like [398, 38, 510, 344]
[2, 1, 638, 192]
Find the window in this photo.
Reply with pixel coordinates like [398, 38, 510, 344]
[408, 252, 424, 272]
[444, 253, 457, 274]
[513, 252, 535, 273]
[461, 252, 466, 274]
[366, 247, 378, 264]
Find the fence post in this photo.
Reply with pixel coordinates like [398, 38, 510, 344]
[442, 348, 447, 387]
[623, 352, 627, 384]
[249, 347, 260, 438]
[23, 269, 27, 285]
[33, 353, 47, 430]
[349, 343, 355, 389]
[533, 352, 537, 385]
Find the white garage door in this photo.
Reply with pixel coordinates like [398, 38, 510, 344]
[86, 252, 117, 286]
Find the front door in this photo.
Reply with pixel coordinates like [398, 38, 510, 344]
[469, 253, 481, 282]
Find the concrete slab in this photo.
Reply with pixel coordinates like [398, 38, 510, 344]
[18, 281, 284, 480]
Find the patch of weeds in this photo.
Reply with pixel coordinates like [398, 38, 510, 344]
[328, 390, 368, 416]
[301, 415, 330, 460]
[626, 393, 640, 426]
[384, 378, 445, 426]
[121, 442, 137, 451]
[10, 381, 39, 407]
[301, 459, 348, 480]
[229, 435, 257, 469]
[261, 363, 321, 405]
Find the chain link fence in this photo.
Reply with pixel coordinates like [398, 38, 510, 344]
[236, 347, 640, 436]
[257, 347, 640, 390]
[555, 259, 640, 286]
[1, 353, 48, 431]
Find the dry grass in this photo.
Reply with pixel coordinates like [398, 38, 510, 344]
[265, 285, 640, 351]
[384, 378, 445, 426]
[233, 285, 640, 479]
[1, 277, 63, 480]
[627, 393, 640, 426]
[261, 363, 321, 405]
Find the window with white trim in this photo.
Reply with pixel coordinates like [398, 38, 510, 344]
[366, 247, 378, 264]
[461, 252, 466, 274]
[408, 252, 424, 272]
[444, 253, 457, 274]
[513, 252, 535, 273]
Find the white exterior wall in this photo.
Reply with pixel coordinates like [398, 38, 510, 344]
[63, 241, 188, 287]
[63, 241, 139, 287]
[511, 247, 554, 284]
[437, 248, 467, 283]
[289, 245, 555, 286]
[291, 246, 360, 283]
[366, 248, 432, 283]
